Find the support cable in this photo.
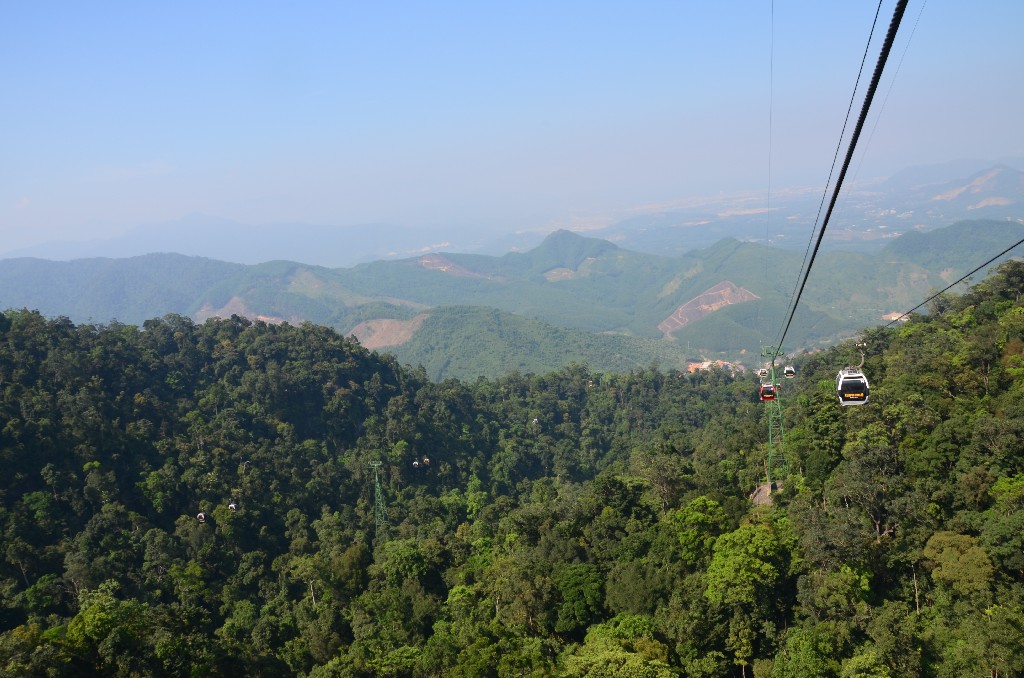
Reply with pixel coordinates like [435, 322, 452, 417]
[765, 0, 775, 285]
[883, 236, 1024, 328]
[851, 0, 928, 184]
[781, 0, 885, 342]
[773, 0, 909, 363]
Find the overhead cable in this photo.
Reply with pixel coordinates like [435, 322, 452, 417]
[764, 0, 775, 289]
[850, 0, 928, 183]
[883, 236, 1024, 327]
[780, 0, 884, 343]
[772, 0, 909, 363]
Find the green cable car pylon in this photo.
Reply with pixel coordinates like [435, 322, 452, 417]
[369, 460, 388, 542]
[760, 345, 788, 487]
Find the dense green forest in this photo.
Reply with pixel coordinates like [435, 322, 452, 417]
[1, 261, 1023, 676]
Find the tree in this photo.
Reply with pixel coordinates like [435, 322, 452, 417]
[705, 519, 795, 673]
[771, 625, 841, 678]
[560, 617, 674, 678]
[705, 523, 787, 609]
[839, 647, 892, 678]
[554, 563, 604, 635]
[932, 605, 1024, 678]
[922, 531, 993, 598]
[65, 580, 155, 674]
[669, 496, 731, 567]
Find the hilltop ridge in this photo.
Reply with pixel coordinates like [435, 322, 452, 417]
[0, 219, 1022, 379]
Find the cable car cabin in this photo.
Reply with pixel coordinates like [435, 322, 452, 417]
[784, 365, 796, 378]
[836, 368, 870, 406]
[757, 367, 769, 379]
[759, 384, 777, 401]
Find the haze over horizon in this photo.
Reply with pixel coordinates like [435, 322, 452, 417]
[3, 1, 1022, 256]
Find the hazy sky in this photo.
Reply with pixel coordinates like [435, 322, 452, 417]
[2, 1, 1022, 251]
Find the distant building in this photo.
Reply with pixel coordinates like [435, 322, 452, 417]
[882, 312, 908, 322]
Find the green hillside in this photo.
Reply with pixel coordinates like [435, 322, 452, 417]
[384, 305, 696, 380]
[192, 260, 394, 328]
[0, 254, 246, 324]
[0, 220, 1021, 378]
[882, 219, 1024, 273]
[337, 232, 688, 336]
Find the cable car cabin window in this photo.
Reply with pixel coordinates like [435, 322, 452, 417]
[836, 370, 869, 406]
[759, 384, 777, 401]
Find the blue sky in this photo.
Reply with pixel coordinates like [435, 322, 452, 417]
[2, 1, 1022, 251]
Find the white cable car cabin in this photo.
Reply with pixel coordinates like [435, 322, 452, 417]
[836, 368, 869, 406]
[784, 366, 796, 378]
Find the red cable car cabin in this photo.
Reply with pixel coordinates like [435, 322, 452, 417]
[759, 384, 777, 401]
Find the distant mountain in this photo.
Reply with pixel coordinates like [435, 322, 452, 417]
[0, 214, 491, 269]
[585, 164, 1024, 257]
[882, 217, 1024, 274]
[0, 254, 245, 324]
[5, 162, 1021, 267]
[881, 157, 1024, 191]
[1, 220, 1022, 378]
[889, 165, 1024, 224]
[336, 230, 698, 337]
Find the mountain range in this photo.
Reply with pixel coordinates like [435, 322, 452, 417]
[2, 217, 1022, 380]
[4, 162, 1023, 267]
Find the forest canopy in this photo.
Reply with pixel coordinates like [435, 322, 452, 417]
[1, 260, 1023, 676]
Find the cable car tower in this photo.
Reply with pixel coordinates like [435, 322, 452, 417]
[369, 460, 388, 542]
[761, 345, 788, 486]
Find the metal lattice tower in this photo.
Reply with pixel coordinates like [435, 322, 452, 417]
[369, 461, 387, 541]
[761, 346, 788, 485]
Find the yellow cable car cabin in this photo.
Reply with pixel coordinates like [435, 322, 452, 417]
[836, 368, 869, 406]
